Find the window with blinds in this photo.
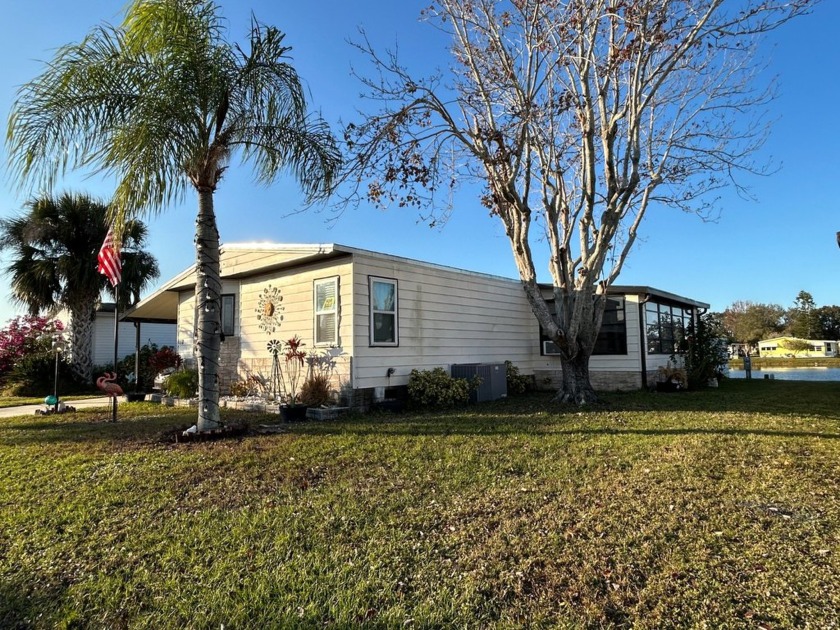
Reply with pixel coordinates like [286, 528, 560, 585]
[314, 277, 338, 345]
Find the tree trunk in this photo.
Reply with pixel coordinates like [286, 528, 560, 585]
[195, 187, 222, 431]
[555, 351, 598, 405]
[67, 297, 97, 383]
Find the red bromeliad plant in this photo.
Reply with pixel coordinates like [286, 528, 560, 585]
[148, 346, 181, 376]
[281, 335, 307, 405]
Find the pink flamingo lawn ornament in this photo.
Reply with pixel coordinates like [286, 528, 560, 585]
[96, 372, 124, 398]
[96, 372, 124, 422]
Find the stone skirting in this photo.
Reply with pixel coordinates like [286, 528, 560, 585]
[218, 336, 242, 395]
[534, 369, 643, 392]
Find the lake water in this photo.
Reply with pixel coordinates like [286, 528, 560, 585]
[728, 367, 840, 382]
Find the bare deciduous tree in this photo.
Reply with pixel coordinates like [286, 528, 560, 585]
[342, 0, 815, 402]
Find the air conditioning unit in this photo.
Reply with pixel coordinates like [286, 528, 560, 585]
[451, 363, 507, 403]
[543, 340, 563, 355]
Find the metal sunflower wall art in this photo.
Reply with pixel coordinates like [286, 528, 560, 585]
[256, 285, 284, 334]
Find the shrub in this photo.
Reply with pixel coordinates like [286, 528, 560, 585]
[678, 312, 730, 388]
[148, 346, 181, 378]
[407, 367, 474, 408]
[505, 361, 530, 395]
[101, 345, 183, 392]
[229, 381, 250, 398]
[117, 343, 157, 391]
[163, 369, 199, 398]
[3, 353, 80, 396]
[300, 374, 333, 407]
[0, 315, 64, 378]
[228, 375, 263, 398]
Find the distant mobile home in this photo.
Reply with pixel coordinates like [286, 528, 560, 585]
[758, 336, 839, 358]
[57, 302, 176, 367]
[125, 243, 709, 401]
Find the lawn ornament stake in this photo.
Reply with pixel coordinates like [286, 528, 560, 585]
[35, 333, 76, 415]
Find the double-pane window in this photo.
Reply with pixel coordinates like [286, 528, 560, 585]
[314, 278, 338, 345]
[370, 277, 398, 345]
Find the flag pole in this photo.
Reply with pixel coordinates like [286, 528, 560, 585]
[112, 285, 119, 422]
[98, 223, 122, 423]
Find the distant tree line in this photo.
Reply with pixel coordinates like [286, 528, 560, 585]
[715, 291, 840, 350]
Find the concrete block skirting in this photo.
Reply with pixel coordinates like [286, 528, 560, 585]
[534, 369, 643, 392]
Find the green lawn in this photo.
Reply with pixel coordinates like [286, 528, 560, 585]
[1, 380, 838, 628]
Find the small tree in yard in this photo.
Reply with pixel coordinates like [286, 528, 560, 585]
[343, 0, 814, 403]
[680, 312, 729, 388]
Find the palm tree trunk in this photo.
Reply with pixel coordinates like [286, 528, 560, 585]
[195, 187, 222, 431]
[67, 296, 97, 383]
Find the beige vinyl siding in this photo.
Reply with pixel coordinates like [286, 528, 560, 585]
[236, 259, 354, 386]
[176, 291, 196, 361]
[351, 254, 537, 389]
[220, 248, 324, 277]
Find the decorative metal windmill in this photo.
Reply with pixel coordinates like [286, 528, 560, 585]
[266, 339, 282, 400]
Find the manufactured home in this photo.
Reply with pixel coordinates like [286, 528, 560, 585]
[758, 336, 839, 358]
[125, 243, 709, 401]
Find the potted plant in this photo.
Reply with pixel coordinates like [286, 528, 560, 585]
[302, 350, 351, 420]
[279, 335, 308, 421]
[656, 363, 688, 392]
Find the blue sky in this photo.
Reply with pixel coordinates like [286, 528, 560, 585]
[0, 1, 838, 325]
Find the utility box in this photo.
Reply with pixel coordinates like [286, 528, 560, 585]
[451, 363, 507, 403]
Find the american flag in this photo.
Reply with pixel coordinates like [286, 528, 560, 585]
[97, 226, 121, 287]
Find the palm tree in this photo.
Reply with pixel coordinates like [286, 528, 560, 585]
[6, 0, 341, 430]
[0, 193, 159, 383]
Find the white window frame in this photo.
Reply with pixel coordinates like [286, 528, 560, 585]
[314, 277, 339, 346]
[369, 276, 398, 347]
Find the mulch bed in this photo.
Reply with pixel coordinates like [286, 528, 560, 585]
[161, 423, 250, 444]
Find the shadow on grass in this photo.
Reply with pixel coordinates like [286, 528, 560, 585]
[0, 574, 67, 628]
[3, 380, 840, 447]
[599, 378, 840, 419]
[286, 422, 840, 441]
[0, 405, 195, 447]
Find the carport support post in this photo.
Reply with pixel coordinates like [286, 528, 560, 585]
[134, 322, 141, 391]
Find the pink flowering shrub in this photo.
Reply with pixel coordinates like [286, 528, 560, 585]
[0, 315, 64, 377]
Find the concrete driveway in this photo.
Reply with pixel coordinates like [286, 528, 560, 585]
[0, 396, 116, 418]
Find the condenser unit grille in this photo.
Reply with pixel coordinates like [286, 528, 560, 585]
[451, 363, 507, 402]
